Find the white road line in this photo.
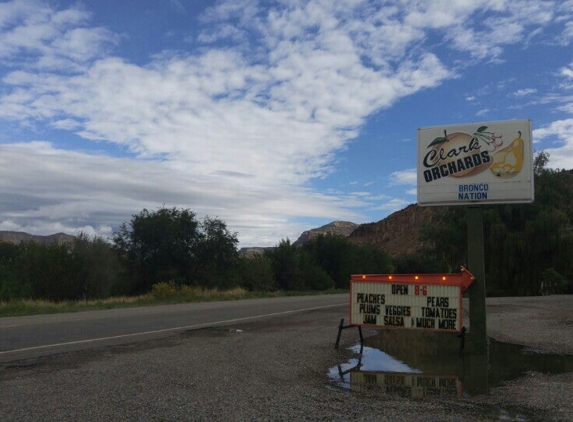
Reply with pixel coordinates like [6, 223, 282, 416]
[0, 302, 347, 355]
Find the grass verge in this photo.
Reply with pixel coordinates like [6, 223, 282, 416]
[0, 288, 347, 318]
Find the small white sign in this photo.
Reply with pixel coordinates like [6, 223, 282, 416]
[417, 119, 534, 206]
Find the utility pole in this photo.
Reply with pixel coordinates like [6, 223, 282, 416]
[467, 206, 487, 355]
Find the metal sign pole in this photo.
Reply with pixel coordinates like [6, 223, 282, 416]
[467, 206, 488, 355]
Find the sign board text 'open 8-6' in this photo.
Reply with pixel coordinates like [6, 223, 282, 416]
[350, 267, 475, 332]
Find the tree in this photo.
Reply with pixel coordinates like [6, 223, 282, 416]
[236, 254, 277, 292]
[298, 252, 334, 290]
[10, 241, 77, 302]
[420, 206, 467, 272]
[73, 233, 122, 300]
[113, 207, 200, 292]
[0, 236, 124, 302]
[539, 268, 568, 295]
[348, 243, 394, 278]
[265, 239, 303, 291]
[393, 250, 445, 274]
[302, 233, 393, 289]
[534, 151, 550, 175]
[113, 207, 239, 293]
[420, 168, 573, 296]
[0, 242, 26, 300]
[302, 233, 352, 288]
[193, 216, 239, 289]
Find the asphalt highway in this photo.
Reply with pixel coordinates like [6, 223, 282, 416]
[0, 294, 347, 363]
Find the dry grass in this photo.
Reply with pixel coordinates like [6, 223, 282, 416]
[0, 289, 252, 317]
[0, 295, 148, 317]
[0, 287, 345, 318]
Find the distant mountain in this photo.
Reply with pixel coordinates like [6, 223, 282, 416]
[293, 221, 358, 247]
[0, 231, 75, 245]
[238, 247, 274, 257]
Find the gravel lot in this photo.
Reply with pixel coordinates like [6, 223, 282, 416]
[1, 295, 572, 421]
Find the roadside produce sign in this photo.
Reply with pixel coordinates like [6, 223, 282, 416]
[350, 267, 475, 332]
[417, 119, 534, 206]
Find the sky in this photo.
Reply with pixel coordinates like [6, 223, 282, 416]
[0, 0, 573, 248]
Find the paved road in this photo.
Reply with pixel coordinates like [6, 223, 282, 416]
[0, 294, 347, 363]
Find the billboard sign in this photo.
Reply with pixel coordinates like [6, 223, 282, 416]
[417, 119, 534, 206]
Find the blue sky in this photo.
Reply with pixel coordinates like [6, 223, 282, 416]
[0, 0, 572, 247]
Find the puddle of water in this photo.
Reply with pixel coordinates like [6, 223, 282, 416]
[329, 329, 573, 398]
[329, 344, 462, 398]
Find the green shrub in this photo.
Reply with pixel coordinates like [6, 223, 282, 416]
[303, 263, 334, 291]
[151, 282, 177, 299]
[236, 255, 277, 292]
[540, 268, 568, 295]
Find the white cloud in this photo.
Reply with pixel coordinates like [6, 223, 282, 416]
[558, 21, 573, 45]
[0, 0, 117, 71]
[0, 142, 362, 245]
[0, 0, 570, 246]
[512, 88, 537, 97]
[555, 0, 573, 45]
[51, 118, 81, 130]
[389, 169, 417, 186]
[443, 0, 553, 60]
[373, 198, 411, 213]
[0, 1, 455, 246]
[561, 63, 573, 80]
[533, 119, 573, 169]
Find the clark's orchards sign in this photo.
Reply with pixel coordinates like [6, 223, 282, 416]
[417, 119, 534, 206]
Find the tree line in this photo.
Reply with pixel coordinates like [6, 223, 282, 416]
[1, 152, 570, 302]
[396, 152, 573, 296]
[0, 207, 393, 302]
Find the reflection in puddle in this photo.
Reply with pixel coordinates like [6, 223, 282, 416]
[328, 344, 463, 397]
[329, 330, 573, 398]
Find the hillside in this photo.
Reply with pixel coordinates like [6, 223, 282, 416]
[292, 221, 358, 247]
[289, 208, 434, 257]
[348, 204, 435, 257]
[240, 221, 359, 255]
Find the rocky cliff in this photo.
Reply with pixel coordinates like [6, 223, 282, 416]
[243, 206, 435, 257]
[348, 204, 436, 257]
[293, 221, 358, 247]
